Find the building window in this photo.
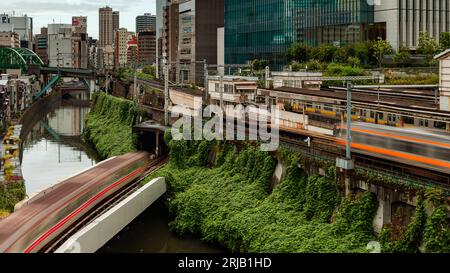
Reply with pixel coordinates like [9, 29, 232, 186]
[182, 27, 192, 34]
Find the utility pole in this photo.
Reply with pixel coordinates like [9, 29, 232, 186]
[133, 61, 137, 103]
[265, 66, 270, 89]
[346, 82, 352, 160]
[336, 82, 355, 197]
[219, 69, 224, 111]
[164, 64, 169, 126]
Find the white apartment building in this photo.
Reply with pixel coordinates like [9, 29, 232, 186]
[47, 24, 73, 68]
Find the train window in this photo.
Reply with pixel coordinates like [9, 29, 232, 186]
[403, 116, 414, 124]
[420, 120, 429, 127]
[434, 121, 446, 130]
[378, 113, 384, 119]
[370, 111, 375, 119]
[315, 104, 321, 110]
[324, 104, 333, 112]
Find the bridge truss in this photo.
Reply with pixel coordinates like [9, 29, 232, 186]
[0, 47, 44, 73]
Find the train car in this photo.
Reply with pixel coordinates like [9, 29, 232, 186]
[0, 152, 150, 253]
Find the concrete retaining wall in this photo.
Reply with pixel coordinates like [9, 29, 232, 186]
[55, 177, 166, 253]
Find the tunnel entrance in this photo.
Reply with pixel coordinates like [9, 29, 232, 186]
[133, 120, 169, 156]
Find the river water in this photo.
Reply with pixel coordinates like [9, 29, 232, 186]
[20, 91, 222, 253]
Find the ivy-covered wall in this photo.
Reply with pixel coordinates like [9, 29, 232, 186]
[146, 136, 380, 253]
[83, 92, 138, 159]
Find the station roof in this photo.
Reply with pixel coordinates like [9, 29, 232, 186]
[263, 86, 438, 110]
[133, 120, 169, 133]
[435, 48, 450, 60]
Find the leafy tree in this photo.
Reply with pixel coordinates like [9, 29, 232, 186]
[372, 37, 393, 68]
[286, 43, 311, 63]
[333, 47, 349, 63]
[251, 59, 269, 71]
[353, 42, 372, 65]
[418, 32, 439, 66]
[393, 45, 412, 67]
[142, 65, 156, 77]
[311, 44, 337, 63]
[305, 59, 323, 71]
[439, 32, 450, 51]
[347, 56, 361, 68]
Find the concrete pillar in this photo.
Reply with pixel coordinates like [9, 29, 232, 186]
[89, 79, 95, 94]
[373, 194, 392, 233]
[155, 131, 160, 157]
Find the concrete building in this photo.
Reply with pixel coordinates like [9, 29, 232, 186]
[34, 27, 48, 65]
[177, 0, 224, 84]
[72, 16, 88, 69]
[436, 49, 450, 114]
[138, 31, 156, 65]
[374, 1, 450, 50]
[127, 35, 138, 65]
[115, 28, 129, 67]
[113, 11, 120, 43]
[0, 31, 20, 48]
[207, 76, 258, 106]
[162, 0, 179, 78]
[156, 0, 168, 77]
[156, 0, 168, 39]
[136, 13, 156, 33]
[47, 24, 73, 68]
[0, 14, 33, 49]
[217, 27, 224, 76]
[224, 1, 450, 68]
[99, 6, 113, 47]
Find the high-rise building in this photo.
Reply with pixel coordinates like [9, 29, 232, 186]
[138, 31, 156, 65]
[374, 1, 450, 50]
[156, 0, 168, 39]
[99, 6, 113, 47]
[34, 27, 48, 65]
[225, 0, 374, 69]
[0, 14, 33, 49]
[47, 24, 73, 67]
[72, 16, 88, 69]
[156, 0, 168, 77]
[177, 0, 224, 84]
[224, 0, 450, 68]
[113, 11, 120, 36]
[115, 28, 128, 67]
[162, 1, 179, 68]
[136, 13, 156, 33]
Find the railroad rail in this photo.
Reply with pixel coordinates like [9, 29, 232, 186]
[279, 130, 450, 190]
[39, 156, 168, 253]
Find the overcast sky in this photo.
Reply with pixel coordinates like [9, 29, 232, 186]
[1, 0, 156, 39]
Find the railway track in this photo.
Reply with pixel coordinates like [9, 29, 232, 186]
[279, 133, 450, 189]
[39, 156, 168, 253]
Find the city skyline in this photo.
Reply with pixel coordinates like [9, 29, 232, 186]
[0, 0, 156, 38]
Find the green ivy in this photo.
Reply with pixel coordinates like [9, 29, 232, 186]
[0, 182, 26, 212]
[83, 92, 138, 158]
[423, 207, 450, 253]
[380, 201, 427, 253]
[147, 139, 379, 253]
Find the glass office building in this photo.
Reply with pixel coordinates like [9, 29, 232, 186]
[224, 0, 374, 68]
